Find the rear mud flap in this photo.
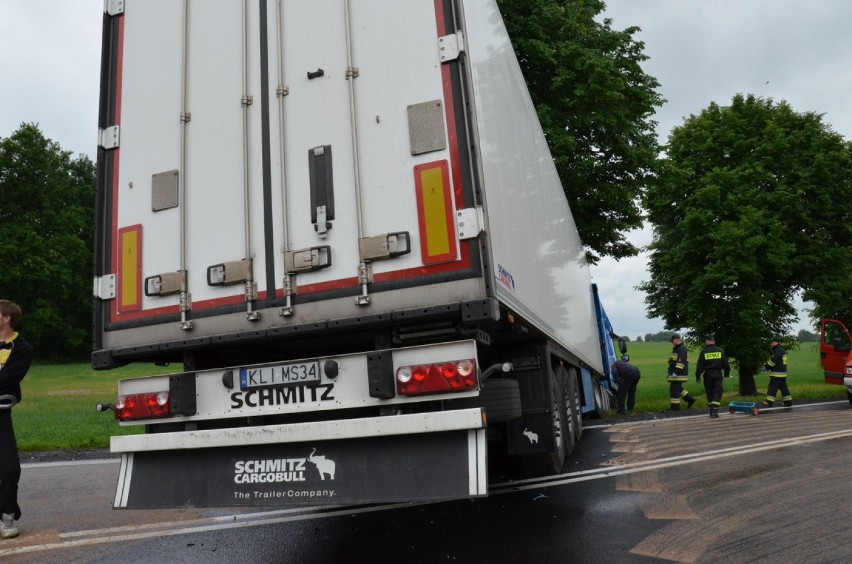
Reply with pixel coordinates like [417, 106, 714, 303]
[506, 413, 557, 455]
[114, 429, 487, 508]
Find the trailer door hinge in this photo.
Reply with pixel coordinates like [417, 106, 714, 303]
[93, 274, 116, 300]
[438, 32, 464, 62]
[456, 206, 484, 240]
[98, 125, 120, 149]
[105, 0, 125, 16]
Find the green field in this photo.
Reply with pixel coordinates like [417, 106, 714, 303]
[615, 341, 845, 412]
[9, 341, 845, 451]
[13, 362, 175, 451]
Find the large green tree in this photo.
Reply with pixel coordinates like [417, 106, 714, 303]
[498, 0, 664, 263]
[0, 123, 96, 360]
[642, 94, 852, 394]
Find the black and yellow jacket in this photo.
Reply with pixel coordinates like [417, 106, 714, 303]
[765, 344, 787, 378]
[667, 343, 689, 382]
[696, 344, 731, 379]
[0, 332, 33, 404]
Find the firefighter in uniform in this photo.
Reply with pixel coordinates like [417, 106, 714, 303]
[763, 337, 792, 407]
[667, 334, 695, 410]
[695, 333, 730, 418]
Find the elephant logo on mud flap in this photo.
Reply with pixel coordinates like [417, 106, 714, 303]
[306, 448, 336, 480]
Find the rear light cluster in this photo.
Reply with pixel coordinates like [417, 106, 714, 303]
[396, 359, 477, 396]
[115, 391, 170, 421]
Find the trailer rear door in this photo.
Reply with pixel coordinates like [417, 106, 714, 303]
[95, 0, 482, 355]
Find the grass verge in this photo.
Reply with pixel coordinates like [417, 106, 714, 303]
[14, 362, 174, 451]
[614, 341, 846, 412]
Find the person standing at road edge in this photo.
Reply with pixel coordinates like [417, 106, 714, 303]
[611, 355, 641, 414]
[763, 337, 792, 407]
[0, 300, 33, 540]
[667, 334, 696, 410]
[695, 333, 731, 418]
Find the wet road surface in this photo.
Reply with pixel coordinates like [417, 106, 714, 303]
[2, 401, 851, 562]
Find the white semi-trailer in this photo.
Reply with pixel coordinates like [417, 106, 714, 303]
[93, 0, 622, 509]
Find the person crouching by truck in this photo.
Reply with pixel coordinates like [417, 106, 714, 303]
[667, 334, 696, 411]
[762, 337, 792, 407]
[695, 333, 731, 418]
[611, 355, 641, 414]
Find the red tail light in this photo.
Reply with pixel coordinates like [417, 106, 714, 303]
[115, 391, 170, 421]
[397, 359, 477, 396]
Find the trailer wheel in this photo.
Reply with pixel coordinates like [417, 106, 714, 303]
[557, 367, 577, 456]
[446, 378, 521, 423]
[522, 368, 567, 477]
[590, 378, 609, 419]
[548, 368, 568, 468]
[561, 366, 583, 443]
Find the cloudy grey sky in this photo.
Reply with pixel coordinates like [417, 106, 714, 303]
[593, 0, 852, 338]
[1, 1, 849, 338]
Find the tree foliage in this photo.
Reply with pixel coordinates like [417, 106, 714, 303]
[498, 0, 664, 263]
[642, 330, 678, 343]
[797, 329, 819, 343]
[0, 123, 96, 360]
[642, 94, 852, 394]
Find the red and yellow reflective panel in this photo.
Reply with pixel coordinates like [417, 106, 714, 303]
[414, 160, 457, 265]
[118, 224, 142, 312]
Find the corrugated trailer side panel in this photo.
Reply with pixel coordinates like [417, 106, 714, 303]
[461, 0, 603, 374]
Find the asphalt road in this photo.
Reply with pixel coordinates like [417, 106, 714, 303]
[3, 401, 851, 563]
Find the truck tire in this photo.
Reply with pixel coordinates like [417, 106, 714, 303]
[522, 367, 567, 477]
[590, 378, 609, 419]
[561, 366, 583, 443]
[848, 390, 852, 407]
[446, 378, 522, 423]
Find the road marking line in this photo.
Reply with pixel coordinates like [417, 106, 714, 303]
[22, 458, 119, 469]
[59, 506, 327, 539]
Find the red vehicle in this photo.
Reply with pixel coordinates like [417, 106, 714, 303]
[819, 318, 852, 406]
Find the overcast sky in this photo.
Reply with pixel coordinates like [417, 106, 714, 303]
[594, 0, 852, 338]
[2, 0, 848, 338]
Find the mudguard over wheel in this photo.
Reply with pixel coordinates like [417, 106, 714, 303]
[446, 378, 522, 423]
